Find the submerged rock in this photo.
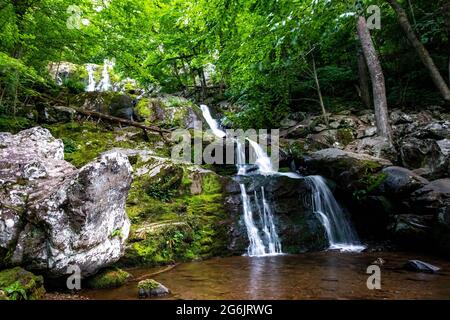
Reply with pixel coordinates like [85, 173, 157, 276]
[0, 267, 46, 300]
[138, 279, 169, 298]
[0, 127, 132, 277]
[403, 260, 440, 273]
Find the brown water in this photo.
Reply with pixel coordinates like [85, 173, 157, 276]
[83, 251, 450, 300]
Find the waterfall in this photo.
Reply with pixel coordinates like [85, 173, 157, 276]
[240, 184, 266, 256]
[97, 59, 114, 92]
[247, 139, 273, 174]
[200, 104, 364, 256]
[200, 105, 226, 138]
[201, 105, 282, 256]
[86, 65, 96, 92]
[305, 176, 365, 252]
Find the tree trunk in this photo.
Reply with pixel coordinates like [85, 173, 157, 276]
[357, 44, 372, 109]
[311, 55, 328, 126]
[357, 15, 393, 142]
[386, 0, 450, 104]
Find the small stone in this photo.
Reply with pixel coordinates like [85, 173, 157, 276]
[372, 258, 386, 266]
[403, 260, 440, 273]
[138, 279, 170, 298]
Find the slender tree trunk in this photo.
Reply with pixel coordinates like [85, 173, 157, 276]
[357, 15, 393, 142]
[357, 44, 372, 109]
[311, 55, 328, 126]
[386, 0, 450, 104]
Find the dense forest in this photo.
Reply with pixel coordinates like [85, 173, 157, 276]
[1, 0, 449, 128]
[0, 0, 450, 301]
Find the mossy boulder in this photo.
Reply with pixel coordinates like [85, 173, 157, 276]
[138, 279, 169, 298]
[0, 267, 46, 300]
[45, 121, 168, 167]
[85, 268, 132, 289]
[121, 153, 231, 266]
[134, 95, 200, 129]
[303, 148, 392, 190]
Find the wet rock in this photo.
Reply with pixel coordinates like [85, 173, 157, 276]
[399, 137, 447, 179]
[390, 110, 413, 125]
[388, 214, 433, 246]
[403, 260, 440, 273]
[109, 94, 135, 120]
[356, 126, 377, 139]
[226, 174, 328, 254]
[372, 258, 386, 266]
[433, 206, 450, 254]
[138, 279, 170, 298]
[413, 121, 450, 140]
[0, 267, 46, 300]
[345, 136, 397, 162]
[411, 179, 450, 215]
[377, 166, 429, 195]
[37, 104, 76, 124]
[303, 148, 392, 186]
[0, 127, 132, 277]
[307, 128, 355, 149]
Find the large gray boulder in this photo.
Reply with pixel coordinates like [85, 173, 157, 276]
[411, 179, 450, 215]
[399, 137, 447, 179]
[377, 166, 429, 195]
[0, 127, 132, 277]
[303, 148, 392, 188]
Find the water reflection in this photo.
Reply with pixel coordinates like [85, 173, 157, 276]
[83, 252, 450, 300]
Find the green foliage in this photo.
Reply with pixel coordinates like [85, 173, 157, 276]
[0, 116, 33, 133]
[4, 281, 28, 300]
[353, 172, 387, 200]
[111, 228, 123, 239]
[0, 267, 45, 300]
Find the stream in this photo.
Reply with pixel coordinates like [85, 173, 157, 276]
[82, 251, 450, 300]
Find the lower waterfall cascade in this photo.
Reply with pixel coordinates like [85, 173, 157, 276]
[200, 105, 365, 256]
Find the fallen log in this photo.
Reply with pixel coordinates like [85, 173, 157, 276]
[71, 107, 172, 136]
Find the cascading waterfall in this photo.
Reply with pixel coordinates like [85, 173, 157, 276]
[97, 59, 114, 92]
[201, 105, 282, 256]
[305, 176, 365, 252]
[200, 105, 226, 138]
[200, 104, 364, 256]
[86, 65, 96, 92]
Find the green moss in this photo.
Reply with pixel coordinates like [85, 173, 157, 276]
[353, 172, 387, 200]
[336, 128, 354, 146]
[0, 267, 45, 300]
[44, 121, 168, 167]
[135, 98, 152, 118]
[0, 116, 33, 133]
[138, 279, 159, 290]
[85, 268, 131, 289]
[201, 173, 223, 194]
[289, 140, 306, 159]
